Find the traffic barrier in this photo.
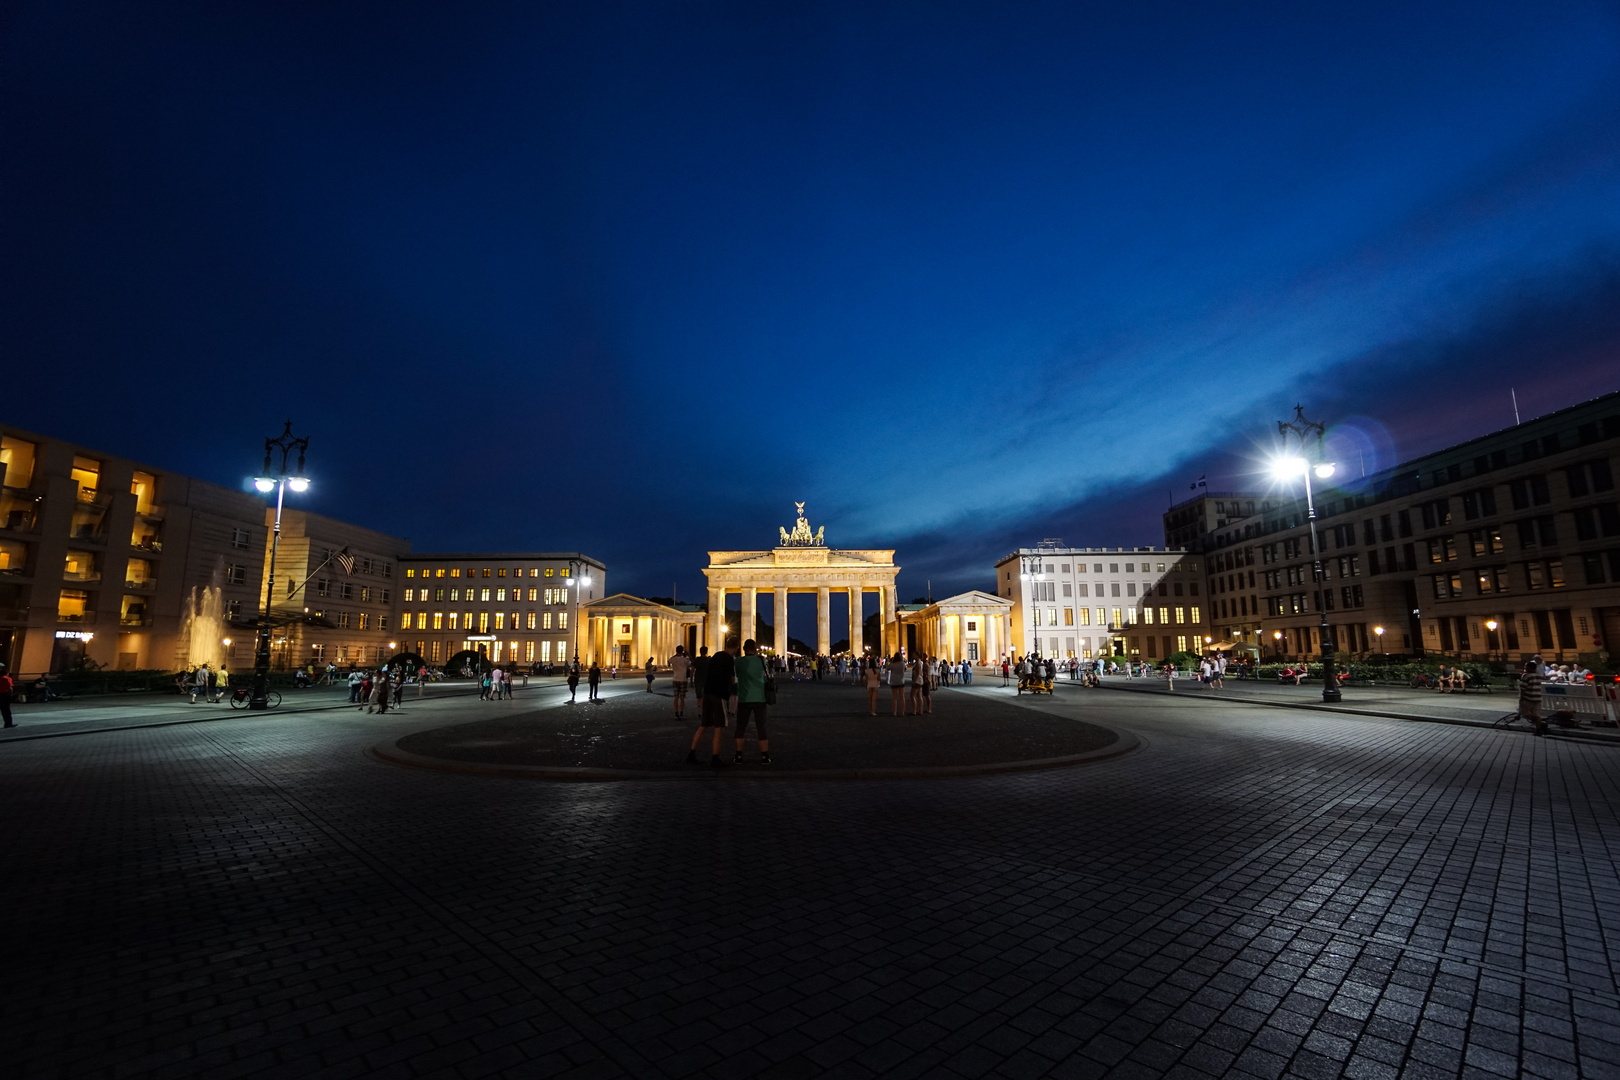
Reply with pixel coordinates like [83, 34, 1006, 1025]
[1541, 682, 1618, 725]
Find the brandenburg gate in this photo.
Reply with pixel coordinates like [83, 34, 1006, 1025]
[704, 504, 899, 657]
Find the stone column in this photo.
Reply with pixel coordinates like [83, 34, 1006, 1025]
[637, 616, 651, 667]
[707, 586, 724, 654]
[878, 586, 893, 655]
[848, 585, 863, 656]
[741, 586, 756, 650]
[816, 586, 830, 657]
[775, 587, 788, 656]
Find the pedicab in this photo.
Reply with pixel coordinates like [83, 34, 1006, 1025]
[1017, 662, 1055, 695]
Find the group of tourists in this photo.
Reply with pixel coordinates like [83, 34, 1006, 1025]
[669, 642, 772, 767]
[177, 663, 228, 703]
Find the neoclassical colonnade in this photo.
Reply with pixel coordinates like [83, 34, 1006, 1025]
[704, 507, 899, 657]
[579, 595, 707, 669]
[898, 591, 1014, 664]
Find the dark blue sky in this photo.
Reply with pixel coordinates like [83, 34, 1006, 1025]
[4, 1, 1619, 602]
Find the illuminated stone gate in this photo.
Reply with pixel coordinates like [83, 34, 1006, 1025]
[704, 504, 900, 657]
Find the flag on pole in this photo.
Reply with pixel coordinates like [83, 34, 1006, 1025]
[1189, 474, 1206, 491]
[334, 546, 355, 575]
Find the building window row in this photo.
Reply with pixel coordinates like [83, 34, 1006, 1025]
[405, 566, 576, 580]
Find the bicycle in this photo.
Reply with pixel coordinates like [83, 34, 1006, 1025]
[228, 687, 282, 709]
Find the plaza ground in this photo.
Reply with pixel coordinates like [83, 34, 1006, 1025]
[2, 676, 1618, 1079]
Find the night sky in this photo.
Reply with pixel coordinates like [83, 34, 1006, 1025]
[5, 1, 1619, 607]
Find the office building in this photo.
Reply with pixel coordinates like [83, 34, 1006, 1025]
[993, 543, 1205, 660]
[394, 553, 607, 668]
[1175, 391, 1620, 663]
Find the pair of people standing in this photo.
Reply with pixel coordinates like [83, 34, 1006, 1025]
[686, 639, 770, 767]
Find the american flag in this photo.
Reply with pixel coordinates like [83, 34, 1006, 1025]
[334, 547, 355, 575]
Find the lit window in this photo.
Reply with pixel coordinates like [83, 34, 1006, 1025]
[435, 568, 445, 578]
[1143, 607, 1154, 625]
[558, 613, 568, 629]
[1159, 606, 1169, 624]
[494, 612, 505, 630]
[448, 613, 458, 630]
[339, 612, 351, 628]
[402, 613, 413, 630]
[1175, 607, 1186, 624]
[528, 588, 538, 601]
[358, 613, 369, 630]
[404, 588, 414, 602]
[480, 588, 491, 602]
[542, 641, 552, 661]
[543, 612, 552, 629]
[1079, 609, 1090, 625]
[451, 568, 460, 578]
[526, 641, 535, 661]
[527, 612, 537, 629]
[433, 612, 443, 629]
[497, 568, 506, 578]
[545, 568, 554, 577]
[478, 612, 489, 632]
[482, 568, 491, 578]
[1063, 608, 1074, 625]
[1111, 608, 1122, 626]
[1190, 607, 1201, 623]
[406, 569, 415, 578]
[496, 588, 506, 602]
[430, 641, 441, 661]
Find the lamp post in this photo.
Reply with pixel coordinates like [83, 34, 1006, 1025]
[1374, 625, 1385, 664]
[1273, 629, 1284, 660]
[1484, 619, 1498, 663]
[251, 422, 310, 710]
[569, 557, 593, 664]
[1273, 406, 1340, 703]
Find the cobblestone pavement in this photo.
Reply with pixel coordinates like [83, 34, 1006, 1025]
[3, 681, 1618, 1079]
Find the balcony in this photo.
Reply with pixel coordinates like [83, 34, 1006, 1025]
[124, 577, 156, 591]
[64, 569, 102, 583]
[131, 533, 164, 554]
[57, 610, 96, 624]
[0, 488, 41, 533]
[119, 614, 152, 627]
[76, 487, 112, 508]
[0, 606, 28, 622]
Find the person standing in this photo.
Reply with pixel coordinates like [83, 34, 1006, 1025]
[368, 669, 391, 714]
[864, 655, 882, 716]
[645, 656, 656, 693]
[1001, 657, 1011, 686]
[732, 639, 771, 764]
[888, 652, 908, 716]
[692, 645, 710, 705]
[0, 662, 15, 728]
[391, 670, 406, 712]
[1519, 656, 1546, 736]
[670, 646, 691, 719]
[587, 661, 602, 701]
[566, 661, 580, 703]
[687, 643, 734, 767]
[347, 669, 364, 703]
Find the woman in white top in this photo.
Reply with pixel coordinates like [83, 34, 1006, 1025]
[864, 656, 882, 715]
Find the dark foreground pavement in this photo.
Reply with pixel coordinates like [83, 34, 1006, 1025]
[2, 679, 1618, 1079]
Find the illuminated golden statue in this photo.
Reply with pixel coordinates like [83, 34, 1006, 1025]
[779, 501, 825, 547]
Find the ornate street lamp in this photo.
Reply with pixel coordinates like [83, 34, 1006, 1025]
[1271, 406, 1340, 703]
[250, 422, 309, 709]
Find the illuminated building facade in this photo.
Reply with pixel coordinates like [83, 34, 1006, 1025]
[993, 544, 1204, 660]
[394, 553, 606, 668]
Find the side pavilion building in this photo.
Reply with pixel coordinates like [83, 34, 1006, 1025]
[898, 591, 1013, 664]
[703, 504, 900, 657]
[579, 595, 707, 670]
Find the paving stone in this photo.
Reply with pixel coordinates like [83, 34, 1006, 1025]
[3, 683, 1617, 1078]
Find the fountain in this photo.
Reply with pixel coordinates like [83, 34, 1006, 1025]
[179, 573, 228, 671]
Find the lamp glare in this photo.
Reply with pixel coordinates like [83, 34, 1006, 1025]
[253, 477, 275, 493]
[287, 477, 310, 493]
[1313, 462, 1337, 479]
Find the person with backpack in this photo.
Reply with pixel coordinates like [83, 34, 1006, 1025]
[687, 643, 733, 767]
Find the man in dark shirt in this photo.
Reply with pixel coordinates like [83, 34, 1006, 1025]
[687, 645, 734, 767]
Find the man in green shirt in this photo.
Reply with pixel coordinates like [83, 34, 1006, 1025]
[732, 638, 771, 764]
